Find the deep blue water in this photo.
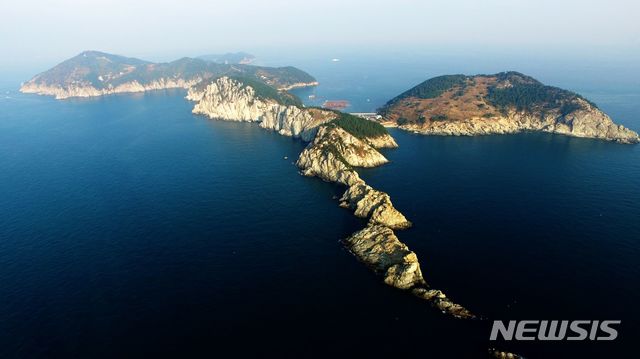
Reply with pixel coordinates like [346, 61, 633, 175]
[1, 55, 639, 358]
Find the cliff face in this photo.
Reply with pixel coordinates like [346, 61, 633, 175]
[339, 182, 411, 229]
[364, 134, 399, 149]
[20, 77, 202, 100]
[188, 77, 335, 141]
[345, 224, 425, 289]
[403, 99, 639, 144]
[381, 72, 639, 144]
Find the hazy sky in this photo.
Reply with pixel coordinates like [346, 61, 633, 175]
[1, 0, 639, 67]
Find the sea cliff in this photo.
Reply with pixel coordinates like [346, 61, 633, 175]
[187, 76, 334, 141]
[403, 99, 639, 144]
[20, 77, 204, 100]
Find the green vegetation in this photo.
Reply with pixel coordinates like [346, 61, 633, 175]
[560, 102, 583, 116]
[397, 117, 410, 126]
[401, 75, 468, 99]
[32, 51, 317, 92]
[430, 114, 449, 121]
[323, 143, 353, 170]
[378, 74, 468, 115]
[487, 82, 594, 114]
[227, 75, 302, 107]
[493, 71, 540, 85]
[330, 112, 389, 139]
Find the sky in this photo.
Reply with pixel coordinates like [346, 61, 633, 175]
[1, 0, 639, 69]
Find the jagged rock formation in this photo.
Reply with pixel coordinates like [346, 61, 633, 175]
[187, 76, 335, 141]
[20, 50, 317, 100]
[380, 71, 639, 144]
[364, 134, 399, 149]
[488, 348, 527, 359]
[344, 225, 475, 319]
[296, 126, 410, 228]
[296, 125, 388, 178]
[345, 224, 424, 289]
[339, 182, 411, 229]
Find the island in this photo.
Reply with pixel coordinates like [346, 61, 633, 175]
[19, 51, 318, 99]
[379, 71, 639, 144]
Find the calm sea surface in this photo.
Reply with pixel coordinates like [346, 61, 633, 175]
[0, 54, 638, 357]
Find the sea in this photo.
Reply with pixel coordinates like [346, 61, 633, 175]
[0, 49, 638, 358]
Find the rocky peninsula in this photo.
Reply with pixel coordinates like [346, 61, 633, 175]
[185, 74, 475, 319]
[380, 71, 639, 144]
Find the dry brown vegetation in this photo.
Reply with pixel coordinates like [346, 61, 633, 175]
[385, 76, 502, 126]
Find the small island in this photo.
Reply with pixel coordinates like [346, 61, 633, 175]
[379, 71, 639, 144]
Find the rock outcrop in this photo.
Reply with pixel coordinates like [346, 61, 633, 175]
[364, 133, 399, 149]
[403, 99, 640, 144]
[345, 225, 475, 319]
[339, 182, 411, 229]
[188, 77, 335, 141]
[411, 288, 475, 319]
[296, 125, 410, 229]
[345, 224, 424, 289]
[381, 72, 640, 144]
[488, 348, 527, 359]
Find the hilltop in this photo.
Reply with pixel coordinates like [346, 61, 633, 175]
[379, 71, 639, 143]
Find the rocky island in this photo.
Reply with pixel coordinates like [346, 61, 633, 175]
[20, 51, 318, 99]
[379, 71, 639, 144]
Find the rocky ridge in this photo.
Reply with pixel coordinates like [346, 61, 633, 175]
[188, 74, 474, 319]
[296, 123, 474, 319]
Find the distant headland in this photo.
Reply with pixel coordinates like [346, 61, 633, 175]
[19, 50, 318, 99]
